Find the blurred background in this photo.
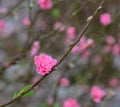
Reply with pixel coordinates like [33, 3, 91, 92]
[0, 0, 120, 107]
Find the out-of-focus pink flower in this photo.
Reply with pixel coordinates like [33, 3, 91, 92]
[72, 43, 87, 54]
[105, 36, 115, 45]
[100, 13, 112, 26]
[47, 97, 54, 105]
[112, 44, 120, 55]
[64, 26, 76, 45]
[66, 26, 76, 39]
[63, 98, 80, 107]
[79, 42, 88, 52]
[86, 39, 94, 47]
[30, 48, 39, 56]
[30, 41, 40, 56]
[103, 45, 112, 53]
[82, 50, 91, 58]
[23, 18, 30, 26]
[72, 46, 81, 54]
[60, 77, 70, 87]
[93, 55, 102, 65]
[79, 36, 86, 44]
[82, 85, 89, 93]
[33, 41, 40, 47]
[0, 20, 5, 31]
[0, 8, 7, 14]
[37, 0, 52, 10]
[71, 37, 94, 58]
[34, 53, 57, 76]
[53, 21, 65, 31]
[91, 86, 105, 103]
[109, 77, 118, 87]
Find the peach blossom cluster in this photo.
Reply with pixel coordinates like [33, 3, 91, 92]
[103, 35, 120, 55]
[72, 36, 94, 58]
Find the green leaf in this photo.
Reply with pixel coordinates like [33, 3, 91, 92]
[23, 90, 35, 97]
[51, 9, 60, 17]
[13, 92, 18, 99]
[13, 85, 35, 98]
[20, 85, 32, 91]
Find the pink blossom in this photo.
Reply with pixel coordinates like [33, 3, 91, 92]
[82, 50, 90, 58]
[53, 21, 65, 31]
[30, 41, 40, 56]
[65, 26, 77, 45]
[34, 53, 57, 76]
[105, 35, 115, 45]
[0, 8, 7, 14]
[63, 98, 80, 107]
[0, 20, 5, 31]
[86, 39, 94, 47]
[72, 46, 81, 54]
[112, 44, 120, 55]
[79, 38, 94, 51]
[33, 41, 40, 47]
[47, 97, 54, 105]
[109, 77, 118, 87]
[60, 77, 70, 87]
[93, 55, 102, 65]
[37, 0, 52, 10]
[66, 26, 76, 39]
[23, 18, 30, 26]
[72, 37, 94, 56]
[82, 85, 89, 93]
[100, 13, 112, 26]
[91, 86, 105, 103]
[103, 45, 112, 53]
[30, 48, 39, 56]
[72, 42, 87, 54]
[79, 42, 88, 52]
[79, 36, 86, 44]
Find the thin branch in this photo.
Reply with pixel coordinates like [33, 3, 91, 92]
[0, 0, 107, 106]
